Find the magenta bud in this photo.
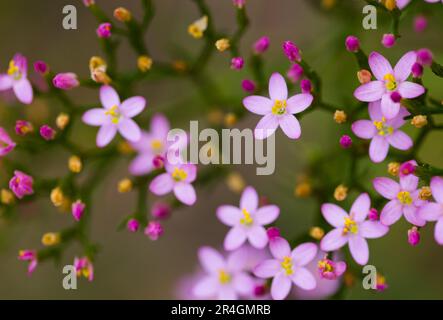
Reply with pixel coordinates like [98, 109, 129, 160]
[417, 48, 433, 66]
[230, 57, 244, 70]
[266, 227, 280, 241]
[368, 208, 379, 221]
[339, 135, 352, 149]
[151, 202, 171, 220]
[97, 22, 112, 38]
[300, 79, 312, 94]
[34, 61, 49, 75]
[381, 34, 396, 48]
[390, 91, 402, 103]
[39, 125, 56, 141]
[414, 15, 427, 33]
[152, 155, 165, 169]
[72, 200, 86, 221]
[287, 63, 304, 83]
[253, 285, 267, 297]
[241, 79, 256, 93]
[411, 63, 423, 78]
[53, 73, 79, 90]
[282, 41, 301, 62]
[408, 227, 420, 246]
[345, 36, 360, 53]
[15, 120, 33, 136]
[145, 221, 164, 240]
[399, 160, 416, 177]
[127, 218, 140, 233]
[253, 36, 270, 54]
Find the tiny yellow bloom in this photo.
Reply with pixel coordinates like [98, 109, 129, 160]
[357, 69, 372, 84]
[1, 189, 15, 205]
[113, 7, 132, 22]
[215, 38, 230, 52]
[294, 182, 312, 198]
[333, 110, 347, 124]
[226, 172, 246, 194]
[118, 178, 133, 193]
[387, 162, 400, 176]
[384, 0, 396, 11]
[419, 186, 432, 201]
[50, 187, 65, 207]
[334, 184, 348, 201]
[56, 113, 70, 130]
[188, 15, 208, 39]
[41, 232, 61, 246]
[137, 55, 153, 72]
[68, 155, 82, 173]
[411, 115, 428, 128]
[309, 226, 325, 240]
[224, 113, 237, 127]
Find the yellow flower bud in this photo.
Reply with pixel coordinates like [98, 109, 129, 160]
[89, 56, 106, 71]
[384, 0, 396, 11]
[118, 178, 133, 193]
[309, 226, 325, 240]
[113, 7, 132, 22]
[215, 38, 230, 52]
[117, 141, 134, 155]
[419, 186, 432, 200]
[56, 113, 70, 130]
[89, 56, 111, 84]
[387, 162, 400, 176]
[411, 115, 428, 128]
[188, 15, 208, 39]
[295, 182, 312, 198]
[333, 110, 347, 124]
[224, 113, 237, 127]
[137, 55, 153, 72]
[68, 155, 82, 173]
[1, 189, 15, 205]
[321, 0, 336, 9]
[41, 232, 61, 246]
[50, 187, 65, 207]
[226, 172, 246, 194]
[334, 184, 348, 201]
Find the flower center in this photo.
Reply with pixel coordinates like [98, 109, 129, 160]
[218, 269, 231, 284]
[281, 256, 293, 276]
[373, 117, 393, 136]
[272, 100, 287, 115]
[150, 139, 163, 153]
[171, 167, 187, 182]
[317, 259, 334, 273]
[397, 191, 412, 205]
[240, 208, 253, 225]
[384, 73, 397, 91]
[105, 105, 121, 124]
[343, 217, 358, 235]
[7, 60, 22, 81]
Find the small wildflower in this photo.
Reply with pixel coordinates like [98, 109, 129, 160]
[345, 35, 360, 53]
[18, 250, 38, 275]
[34, 61, 49, 75]
[72, 200, 86, 221]
[419, 186, 432, 200]
[113, 7, 131, 22]
[74, 257, 94, 281]
[39, 125, 56, 141]
[376, 273, 388, 291]
[215, 38, 230, 52]
[267, 227, 281, 241]
[1, 189, 15, 205]
[50, 187, 65, 207]
[53, 73, 79, 90]
[118, 178, 133, 193]
[368, 208, 379, 221]
[309, 226, 325, 240]
[15, 120, 34, 136]
[188, 15, 208, 39]
[224, 112, 237, 127]
[9, 171, 34, 199]
[381, 34, 396, 48]
[241, 79, 256, 93]
[334, 110, 347, 124]
[0, 53, 33, 104]
[411, 115, 428, 128]
[414, 15, 428, 33]
[54, 113, 70, 130]
[41, 232, 60, 246]
[152, 155, 165, 169]
[230, 57, 244, 70]
[127, 218, 139, 233]
[317, 257, 346, 280]
[419, 176, 443, 245]
[253, 36, 270, 54]
[295, 181, 312, 198]
[68, 155, 82, 173]
[89, 56, 111, 84]
[339, 135, 352, 149]
[145, 221, 164, 240]
[357, 69, 372, 84]
[399, 160, 417, 177]
[334, 184, 348, 201]
[226, 172, 246, 193]
[97, 22, 112, 38]
[388, 162, 400, 176]
[0, 127, 16, 156]
[282, 41, 301, 62]
[151, 202, 171, 220]
[137, 55, 153, 72]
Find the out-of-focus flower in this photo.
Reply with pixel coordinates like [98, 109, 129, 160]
[68, 155, 82, 173]
[15, 120, 34, 136]
[411, 63, 423, 78]
[233, 0, 246, 8]
[145, 221, 164, 240]
[18, 250, 38, 275]
[309, 227, 325, 240]
[407, 226, 420, 246]
[97, 22, 112, 38]
[320, 193, 389, 265]
[357, 69, 372, 84]
[376, 273, 388, 292]
[317, 256, 346, 280]
[118, 178, 133, 193]
[345, 35, 360, 52]
[83, 0, 95, 7]
[417, 48, 433, 66]
[373, 173, 427, 226]
[41, 232, 60, 246]
[230, 57, 244, 70]
[384, 0, 397, 10]
[398, 160, 417, 177]
[253, 36, 270, 54]
[74, 257, 94, 281]
[414, 15, 428, 33]
[388, 162, 400, 176]
[419, 186, 432, 201]
[352, 101, 412, 163]
[137, 55, 153, 72]
[243, 73, 313, 140]
[411, 115, 427, 128]
[294, 181, 312, 198]
[254, 237, 318, 300]
[241, 79, 256, 93]
[1, 189, 15, 205]
[339, 135, 352, 149]
[34, 60, 49, 75]
[0, 127, 16, 157]
[39, 125, 56, 141]
[50, 187, 65, 207]
[334, 184, 348, 201]
[368, 208, 379, 221]
[56, 113, 70, 130]
[217, 186, 280, 250]
[89, 56, 111, 85]
[9, 171, 34, 199]
[266, 227, 281, 241]
[354, 51, 425, 119]
[0, 53, 33, 104]
[334, 110, 347, 124]
[226, 172, 246, 193]
[381, 34, 396, 48]
[82, 85, 146, 148]
[282, 41, 301, 62]
[152, 202, 171, 220]
[53, 73, 79, 90]
[287, 63, 303, 83]
[114, 7, 132, 22]
[215, 38, 230, 52]
[419, 176, 443, 245]
[188, 15, 208, 39]
[72, 200, 86, 221]
[127, 218, 139, 233]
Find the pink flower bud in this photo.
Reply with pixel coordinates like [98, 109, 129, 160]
[152, 155, 165, 169]
[253, 36, 270, 54]
[390, 91, 402, 103]
[34, 61, 49, 75]
[97, 22, 112, 38]
[232, 0, 246, 8]
[411, 63, 423, 78]
[39, 125, 56, 141]
[253, 285, 267, 297]
[287, 63, 304, 83]
[339, 135, 352, 149]
[282, 41, 301, 62]
[241, 79, 256, 93]
[266, 227, 280, 241]
[72, 200, 86, 221]
[230, 57, 244, 70]
[145, 221, 164, 240]
[368, 208, 379, 221]
[345, 36, 360, 53]
[151, 202, 171, 220]
[127, 218, 140, 232]
[408, 226, 420, 246]
[417, 48, 433, 66]
[15, 120, 34, 136]
[381, 34, 396, 48]
[9, 170, 34, 199]
[399, 160, 417, 177]
[53, 73, 79, 90]
[300, 79, 312, 94]
[414, 15, 427, 33]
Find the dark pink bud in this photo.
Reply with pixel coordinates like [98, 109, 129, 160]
[339, 135, 352, 149]
[253, 36, 270, 54]
[414, 15, 427, 33]
[417, 48, 433, 66]
[151, 202, 171, 220]
[152, 155, 165, 169]
[381, 34, 396, 48]
[411, 63, 423, 78]
[300, 79, 312, 94]
[345, 36, 360, 53]
[368, 208, 379, 221]
[230, 57, 244, 70]
[253, 285, 267, 297]
[145, 221, 164, 240]
[408, 227, 420, 246]
[15, 120, 34, 136]
[53, 73, 79, 90]
[127, 218, 140, 233]
[390, 91, 402, 103]
[39, 125, 56, 141]
[399, 160, 417, 177]
[72, 200, 86, 221]
[34, 61, 49, 75]
[282, 41, 301, 62]
[266, 227, 280, 240]
[241, 79, 256, 93]
[287, 63, 304, 83]
[97, 22, 112, 38]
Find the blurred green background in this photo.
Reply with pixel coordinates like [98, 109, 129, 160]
[0, 0, 442, 299]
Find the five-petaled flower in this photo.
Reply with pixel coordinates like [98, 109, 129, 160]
[419, 176, 443, 245]
[243, 72, 313, 140]
[0, 53, 33, 104]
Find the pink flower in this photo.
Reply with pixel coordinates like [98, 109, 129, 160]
[9, 170, 34, 199]
[217, 186, 280, 250]
[287, 63, 303, 83]
[0, 127, 16, 157]
[149, 162, 197, 206]
[0, 53, 33, 104]
[419, 176, 443, 245]
[193, 246, 254, 300]
[414, 15, 428, 33]
[39, 125, 56, 141]
[407, 226, 420, 246]
[381, 34, 396, 48]
[145, 221, 164, 240]
[74, 257, 94, 281]
[243, 73, 313, 140]
[373, 174, 427, 227]
[399, 160, 417, 177]
[368, 208, 379, 221]
[345, 36, 360, 53]
[127, 218, 140, 232]
[53, 73, 79, 90]
[300, 79, 312, 94]
[72, 200, 86, 221]
[97, 22, 112, 38]
[253, 36, 270, 54]
[317, 256, 346, 280]
[282, 41, 301, 62]
[15, 120, 33, 136]
[354, 51, 425, 119]
[241, 79, 256, 93]
[266, 226, 281, 241]
[320, 193, 389, 265]
[230, 57, 244, 70]
[352, 101, 412, 163]
[254, 237, 317, 300]
[18, 250, 38, 275]
[411, 63, 423, 78]
[82, 85, 146, 147]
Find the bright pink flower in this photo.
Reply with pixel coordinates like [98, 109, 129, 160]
[339, 135, 352, 149]
[243, 73, 313, 140]
[287, 63, 303, 83]
[320, 193, 389, 265]
[82, 85, 146, 147]
[18, 250, 38, 275]
[0, 127, 16, 157]
[97, 22, 112, 38]
[151, 202, 171, 220]
[354, 51, 425, 119]
[254, 237, 317, 300]
[345, 36, 360, 53]
[368, 208, 379, 221]
[74, 257, 94, 281]
[9, 170, 34, 199]
[352, 101, 412, 163]
[72, 200, 86, 221]
[282, 41, 301, 62]
[418, 176, 443, 245]
[241, 79, 256, 93]
[407, 226, 420, 246]
[52, 73, 79, 90]
[317, 256, 346, 280]
[399, 160, 417, 177]
[145, 221, 164, 240]
[253, 36, 270, 54]
[39, 125, 56, 141]
[381, 34, 396, 48]
[193, 246, 255, 300]
[15, 120, 33, 136]
[0, 53, 33, 104]
[127, 218, 140, 232]
[149, 162, 197, 205]
[230, 57, 244, 70]
[373, 174, 427, 227]
[217, 186, 280, 250]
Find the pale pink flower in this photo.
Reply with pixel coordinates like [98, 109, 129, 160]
[419, 176, 443, 245]
[9, 170, 34, 199]
[0, 53, 33, 104]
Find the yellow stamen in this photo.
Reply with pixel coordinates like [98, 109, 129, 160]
[397, 191, 412, 205]
[240, 208, 253, 225]
[373, 117, 393, 136]
[171, 167, 187, 182]
[105, 105, 121, 124]
[271, 100, 287, 115]
[218, 270, 231, 284]
[7, 60, 21, 80]
[383, 73, 397, 91]
[343, 217, 358, 235]
[151, 139, 163, 152]
[281, 256, 293, 276]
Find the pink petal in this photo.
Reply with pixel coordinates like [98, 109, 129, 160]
[369, 135, 389, 163]
[181, 163, 197, 183]
[268, 72, 288, 101]
[387, 130, 412, 151]
[254, 205, 280, 225]
[218, 287, 237, 300]
[232, 272, 254, 295]
[398, 82, 425, 99]
[380, 199, 403, 225]
[118, 118, 141, 142]
[352, 120, 376, 139]
[254, 114, 279, 140]
[434, 218, 443, 245]
[100, 85, 120, 109]
[193, 276, 218, 298]
[96, 124, 117, 147]
[291, 267, 316, 290]
[279, 115, 301, 139]
[403, 206, 426, 227]
[388, 107, 409, 129]
[321, 203, 348, 227]
[254, 259, 280, 278]
[149, 173, 174, 195]
[381, 93, 400, 120]
[286, 93, 313, 114]
[13, 79, 33, 104]
[0, 74, 13, 90]
[173, 182, 196, 206]
[247, 226, 268, 249]
[120, 96, 146, 118]
[368, 51, 393, 80]
[291, 243, 317, 267]
[359, 221, 389, 239]
[129, 153, 154, 176]
[399, 175, 418, 193]
[350, 193, 370, 222]
[394, 51, 417, 81]
[431, 176, 443, 204]
[368, 101, 383, 121]
[217, 205, 242, 226]
[240, 186, 259, 213]
[348, 236, 369, 265]
[335, 261, 347, 277]
[243, 96, 273, 115]
[82, 108, 107, 126]
[320, 228, 348, 251]
[269, 237, 291, 259]
[151, 114, 170, 138]
[354, 81, 385, 102]
[419, 203, 443, 221]
[373, 177, 400, 199]
[198, 246, 226, 273]
[271, 273, 292, 300]
[224, 227, 247, 251]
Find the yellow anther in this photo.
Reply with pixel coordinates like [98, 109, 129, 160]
[105, 105, 121, 124]
[150, 139, 163, 152]
[188, 16, 208, 39]
[240, 208, 253, 225]
[7, 60, 21, 80]
[218, 270, 231, 284]
[172, 167, 188, 182]
[41, 232, 60, 246]
[343, 217, 358, 235]
[383, 73, 397, 91]
[374, 117, 393, 136]
[281, 256, 293, 276]
[397, 191, 413, 205]
[271, 100, 287, 115]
